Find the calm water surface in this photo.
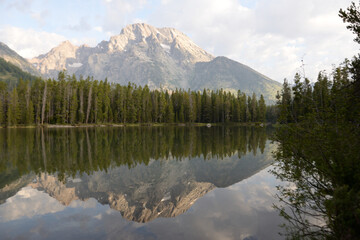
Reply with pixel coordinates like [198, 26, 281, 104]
[0, 126, 284, 240]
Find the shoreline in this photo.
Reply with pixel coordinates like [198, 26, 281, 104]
[0, 122, 270, 129]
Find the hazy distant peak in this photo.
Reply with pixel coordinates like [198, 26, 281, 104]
[34, 40, 78, 60]
[25, 23, 280, 102]
[30, 40, 78, 74]
[52, 40, 78, 53]
[59, 40, 74, 46]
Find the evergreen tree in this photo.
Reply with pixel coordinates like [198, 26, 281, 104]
[250, 92, 258, 122]
[7, 87, 20, 126]
[78, 79, 85, 123]
[201, 89, 211, 122]
[276, 79, 292, 123]
[17, 79, 28, 124]
[165, 97, 174, 123]
[258, 94, 266, 122]
[0, 82, 6, 125]
[69, 86, 78, 124]
[126, 83, 136, 123]
[158, 91, 166, 123]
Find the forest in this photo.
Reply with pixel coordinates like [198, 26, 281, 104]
[0, 70, 272, 126]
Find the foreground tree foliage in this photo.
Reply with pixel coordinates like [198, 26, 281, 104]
[0, 73, 270, 126]
[272, 2, 360, 239]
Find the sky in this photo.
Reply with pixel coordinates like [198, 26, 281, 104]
[0, 0, 358, 82]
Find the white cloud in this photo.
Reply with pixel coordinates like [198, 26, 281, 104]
[70, 37, 99, 48]
[1, 0, 358, 82]
[93, 26, 103, 32]
[101, 0, 148, 32]
[146, 0, 358, 81]
[0, 26, 67, 58]
[66, 17, 92, 32]
[30, 9, 49, 27]
[6, 0, 34, 13]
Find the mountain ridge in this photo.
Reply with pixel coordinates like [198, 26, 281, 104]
[5, 23, 281, 102]
[0, 42, 39, 76]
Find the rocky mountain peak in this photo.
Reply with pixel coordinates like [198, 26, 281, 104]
[26, 23, 281, 102]
[121, 23, 158, 40]
[106, 23, 213, 63]
[59, 40, 74, 47]
[30, 40, 78, 74]
[48, 40, 78, 57]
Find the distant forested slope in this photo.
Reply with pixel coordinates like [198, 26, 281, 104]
[0, 57, 37, 88]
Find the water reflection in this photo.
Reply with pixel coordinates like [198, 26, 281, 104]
[0, 126, 282, 239]
[0, 126, 269, 177]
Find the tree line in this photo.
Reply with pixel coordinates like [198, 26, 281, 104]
[0, 71, 270, 126]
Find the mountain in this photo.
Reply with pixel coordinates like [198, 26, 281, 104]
[192, 57, 281, 103]
[0, 42, 39, 76]
[30, 23, 281, 103]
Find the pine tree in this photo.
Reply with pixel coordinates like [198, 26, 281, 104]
[240, 93, 247, 122]
[70, 86, 78, 124]
[26, 100, 34, 125]
[158, 91, 166, 123]
[189, 91, 196, 122]
[201, 89, 211, 122]
[31, 78, 43, 124]
[17, 78, 27, 124]
[179, 104, 185, 122]
[233, 97, 240, 122]
[85, 80, 93, 124]
[224, 92, 231, 122]
[277, 79, 292, 123]
[258, 94, 266, 122]
[102, 80, 111, 123]
[41, 81, 48, 124]
[182, 91, 190, 122]
[25, 82, 34, 125]
[151, 90, 159, 122]
[251, 92, 258, 122]
[126, 84, 136, 123]
[0, 82, 7, 125]
[165, 98, 174, 123]
[78, 79, 85, 123]
[8, 88, 20, 126]
[141, 85, 152, 123]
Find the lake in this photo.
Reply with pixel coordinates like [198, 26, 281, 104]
[0, 126, 285, 240]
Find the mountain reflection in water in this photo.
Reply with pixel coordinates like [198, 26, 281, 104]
[0, 126, 282, 240]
